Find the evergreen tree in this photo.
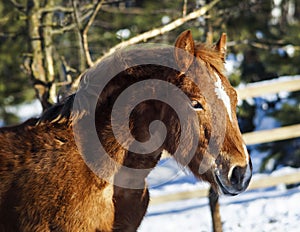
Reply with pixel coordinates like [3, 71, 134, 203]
[0, 2, 35, 125]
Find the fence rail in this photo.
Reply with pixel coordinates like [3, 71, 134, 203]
[150, 171, 300, 205]
[151, 76, 300, 205]
[243, 124, 300, 145]
[236, 75, 300, 100]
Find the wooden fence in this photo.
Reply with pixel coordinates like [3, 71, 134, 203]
[238, 75, 300, 145]
[151, 171, 300, 205]
[151, 75, 300, 205]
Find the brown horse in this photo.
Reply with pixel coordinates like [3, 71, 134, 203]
[0, 30, 252, 231]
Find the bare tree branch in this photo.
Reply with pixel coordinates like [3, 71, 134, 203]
[83, 0, 104, 33]
[101, 7, 177, 15]
[9, 0, 25, 13]
[72, 0, 82, 28]
[95, 0, 221, 64]
[183, 0, 188, 17]
[72, 0, 104, 68]
[39, 6, 74, 14]
[82, 0, 105, 67]
[52, 11, 93, 35]
[72, 0, 86, 71]
[227, 39, 300, 51]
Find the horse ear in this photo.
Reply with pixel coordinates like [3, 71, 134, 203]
[215, 33, 227, 59]
[174, 30, 195, 73]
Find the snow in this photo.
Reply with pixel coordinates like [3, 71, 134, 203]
[4, 100, 42, 121]
[140, 187, 300, 232]
[139, 159, 300, 232]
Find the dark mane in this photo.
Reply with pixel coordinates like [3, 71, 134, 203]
[37, 94, 75, 125]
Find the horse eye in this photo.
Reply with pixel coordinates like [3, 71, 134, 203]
[191, 100, 203, 110]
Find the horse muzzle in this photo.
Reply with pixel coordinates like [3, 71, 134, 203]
[214, 160, 252, 196]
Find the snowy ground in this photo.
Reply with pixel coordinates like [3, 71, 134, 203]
[139, 159, 300, 232]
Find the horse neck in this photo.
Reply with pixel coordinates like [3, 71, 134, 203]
[93, 65, 180, 172]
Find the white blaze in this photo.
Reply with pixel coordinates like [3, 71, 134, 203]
[243, 144, 250, 164]
[214, 72, 232, 122]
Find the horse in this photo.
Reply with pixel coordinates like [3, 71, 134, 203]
[0, 30, 252, 231]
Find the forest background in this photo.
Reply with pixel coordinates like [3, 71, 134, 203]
[0, 0, 300, 170]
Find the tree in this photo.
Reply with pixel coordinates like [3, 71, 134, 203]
[1, 0, 299, 124]
[0, 2, 35, 125]
[1, 0, 223, 125]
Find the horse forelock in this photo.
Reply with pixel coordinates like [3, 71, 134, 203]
[194, 43, 225, 75]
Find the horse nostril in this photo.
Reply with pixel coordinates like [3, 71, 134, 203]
[230, 166, 244, 187]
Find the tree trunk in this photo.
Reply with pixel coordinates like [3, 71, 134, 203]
[42, 0, 56, 105]
[26, 0, 55, 110]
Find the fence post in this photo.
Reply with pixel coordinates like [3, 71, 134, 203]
[209, 186, 222, 232]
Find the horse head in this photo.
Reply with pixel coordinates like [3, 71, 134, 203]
[167, 30, 252, 195]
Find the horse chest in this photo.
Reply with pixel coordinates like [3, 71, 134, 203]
[75, 184, 115, 232]
[47, 184, 116, 232]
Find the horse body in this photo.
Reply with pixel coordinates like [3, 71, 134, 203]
[0, 30, 252, 231]
[0, 121, 116, 231]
